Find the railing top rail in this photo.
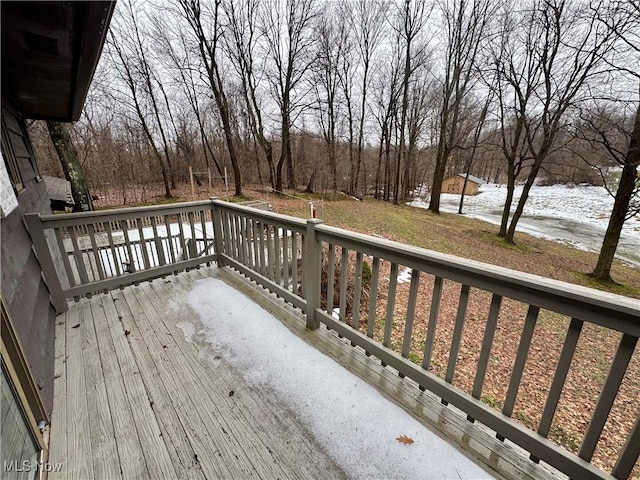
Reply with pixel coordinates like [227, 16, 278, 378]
[39, 200, 212, 228]
[213, 199, 307, 231]
[316, 223, 640, 336]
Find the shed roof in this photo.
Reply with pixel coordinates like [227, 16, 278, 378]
[454, 173, 486, 185]
[43, 175, 74, 206]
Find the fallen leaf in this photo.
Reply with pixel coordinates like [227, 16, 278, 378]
[72, 323, 80, 329]
[396, 435, 414, 445]
[124, 329, 131, 336]
[228, 390, 235, 397]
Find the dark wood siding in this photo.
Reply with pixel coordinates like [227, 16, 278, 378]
[1, 97, 56, 414]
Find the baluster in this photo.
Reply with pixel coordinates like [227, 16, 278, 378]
[383, 262, 399, 353]
[497, 305, 540, 440]
[188, 211, 198, 260]
[120, 219, 136, 273]
[136, 218, 151, 269]
[200, 209, 208, 253]
[282, 231, 290, 290]
[533, 317, 584, 462]
[326, 244, 335, 314]
[177, 215, 187, 260]
[250, 218, 259, 271]
[266, 223, 274, 279]
[300, 232, 306, 295]
[579, 333, 637, 462]
[468, 293, 502, 422]
[259, 221, 266, 275]
[69, 226, 89, 284]
[274, 226, 282, 285]
[86, 223, 105, 280]
[612, 411, 640, 480]
[366, 257, 380, 343]
[55, 227, 76, 286]
[422, 276, 444, 371]
[163, 215, 176, 264]
[338, 247, 349, 323]
[244, 218, 252, 268]
[440, 284, 470, 398]
[104, 222, 121, 277]
[400, 269, 421, 372]
[352, 252, 364, 329]
[151, 217, 165, 267]
[291, 232, 298, 292]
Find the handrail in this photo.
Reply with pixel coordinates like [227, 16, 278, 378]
[39, 200, 212, 228]
[315, 223, 640, 335]
[212, 199, 307, 231]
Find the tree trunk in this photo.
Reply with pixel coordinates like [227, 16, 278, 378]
[499, 164, 516, 237]
[46, 121, 93, 212]
[428, 154, 446, 214]
[591, 108, 640, 281]
[505, 164, 541, 243]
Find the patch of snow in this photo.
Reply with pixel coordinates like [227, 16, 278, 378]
[397, 267, 413, 284]
[176, 321, 197, 343]
[410, 184, 640, 266]
[180, 277, 493, 480]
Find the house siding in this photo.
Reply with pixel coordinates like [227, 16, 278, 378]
[1, 97, 56, 414]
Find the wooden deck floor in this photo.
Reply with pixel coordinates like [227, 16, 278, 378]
[48, 265, 347, 480]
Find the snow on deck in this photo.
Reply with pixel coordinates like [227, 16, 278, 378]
[180, 277, 493, 480]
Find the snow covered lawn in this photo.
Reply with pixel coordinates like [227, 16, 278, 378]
[411, 184, 640, 266]
[179, 277, 494, 480]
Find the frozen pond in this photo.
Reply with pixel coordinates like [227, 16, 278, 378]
[411, 184, 640, 267]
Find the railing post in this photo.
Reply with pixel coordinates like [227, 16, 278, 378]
[24, 213, 68, 313]
[211, 198, 225, 267]
[304, 219, 322, 330]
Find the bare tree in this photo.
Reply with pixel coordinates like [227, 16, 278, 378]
[225, 0, 278, 190]
[178, 0, 243, 196]
[390, 0, 431, 205]
[261, 0, 317, 192]
[427, 0, 494, 213]
[107, 23, 173, 197]
[371, 42, 403, 200]
[587, 1, 640, 281]
[151, 12, 225, 180]
[345, 0, 388, 197]
[494, 0, 619, 243]
[311, 10, 346, 191]
[122, 0, 177, 189]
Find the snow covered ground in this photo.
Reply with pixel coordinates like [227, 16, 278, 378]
[411, 184, 640, 266]
[179, 277, 494, 480]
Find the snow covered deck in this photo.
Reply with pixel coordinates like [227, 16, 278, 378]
[48, 265, 499, 480]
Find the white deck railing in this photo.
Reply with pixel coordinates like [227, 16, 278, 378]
[25, 198, 640, 480]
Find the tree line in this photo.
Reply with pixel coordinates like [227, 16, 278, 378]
[29, 0, 639, 282]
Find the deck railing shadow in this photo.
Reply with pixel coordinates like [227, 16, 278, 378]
[25, 198, 640, 480]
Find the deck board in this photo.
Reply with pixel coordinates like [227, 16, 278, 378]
[49, 313, 67, 480]
[89, 296, 149, 479]
[82, 300, 122, 480]
[50, 265, 346, 480]
[64, 306, 94, 480]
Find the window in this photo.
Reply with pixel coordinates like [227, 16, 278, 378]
[1, 116, 24, 192]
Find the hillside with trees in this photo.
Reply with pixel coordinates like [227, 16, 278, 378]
[29, 0, 639, 282]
